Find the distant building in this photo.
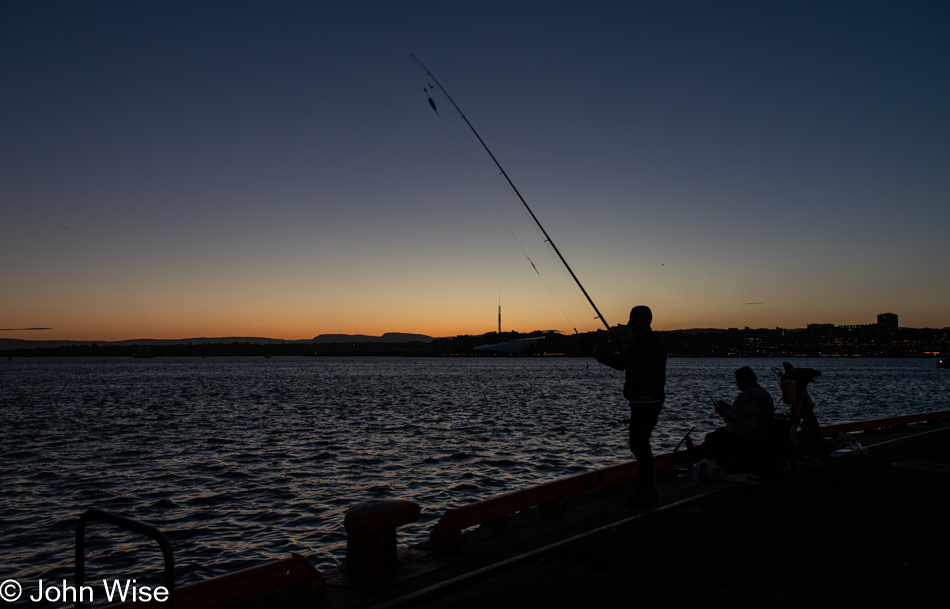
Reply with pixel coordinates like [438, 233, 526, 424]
[878, 312, 898, 328]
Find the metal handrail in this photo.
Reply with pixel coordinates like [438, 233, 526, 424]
[75, 507, 175, 609]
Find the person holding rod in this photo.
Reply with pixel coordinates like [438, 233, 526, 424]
[585, 305, 667, 508]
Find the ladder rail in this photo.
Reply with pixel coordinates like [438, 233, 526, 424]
[75, 507, 175, 609]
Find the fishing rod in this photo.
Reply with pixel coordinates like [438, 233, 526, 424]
[411, 55, 622, 349]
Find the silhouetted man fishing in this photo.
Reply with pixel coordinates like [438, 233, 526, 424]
[585, 305, 667, 507]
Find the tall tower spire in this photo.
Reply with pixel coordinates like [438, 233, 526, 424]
[498, 296, 501, 334]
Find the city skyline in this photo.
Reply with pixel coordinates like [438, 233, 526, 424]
[3, 2, 949, 342]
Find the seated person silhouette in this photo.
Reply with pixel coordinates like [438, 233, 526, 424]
[682, 366, 775, 471]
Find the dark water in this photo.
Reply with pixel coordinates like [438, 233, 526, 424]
[2, 356, 947, 603]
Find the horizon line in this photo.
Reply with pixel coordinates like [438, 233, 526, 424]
[4, 323, 947, 345]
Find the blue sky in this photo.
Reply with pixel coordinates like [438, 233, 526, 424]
[2, 1, 948, 340]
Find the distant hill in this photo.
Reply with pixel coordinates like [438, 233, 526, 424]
[313, 333, 433, 344]
[0, 337, 294, 350]
[116, 337, 297, 345]
[0, 333, 434, 352]
[0, 339, 82, 350]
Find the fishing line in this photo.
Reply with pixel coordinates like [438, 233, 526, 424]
[412, 55, 622, 346]
[427, 92, 580, 333]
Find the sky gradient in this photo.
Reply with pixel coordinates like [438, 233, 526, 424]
[2, 1, 949, 341]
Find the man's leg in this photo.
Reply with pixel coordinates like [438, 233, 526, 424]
[693, 428, 745, 465]
[690, 428, 731, 460]
[628, 401, 662, 505]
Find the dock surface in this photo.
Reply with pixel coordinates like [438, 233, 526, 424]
[413, 431, 950, 608]
[196, 420, 950, 609]
[284, 420, 948, 609]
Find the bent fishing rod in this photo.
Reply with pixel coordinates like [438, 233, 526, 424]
[411, 55, 622, 349]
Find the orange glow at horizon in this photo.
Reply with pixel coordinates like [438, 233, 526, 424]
[4, 305, 945, 344]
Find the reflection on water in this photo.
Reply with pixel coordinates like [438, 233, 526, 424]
[2, 356, 948, 593]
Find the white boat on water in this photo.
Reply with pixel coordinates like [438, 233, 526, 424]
[473, 336, 544, 355]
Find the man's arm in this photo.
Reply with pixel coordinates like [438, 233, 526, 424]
[590, 348, 627, 371]
[724, 392, 756, 422]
